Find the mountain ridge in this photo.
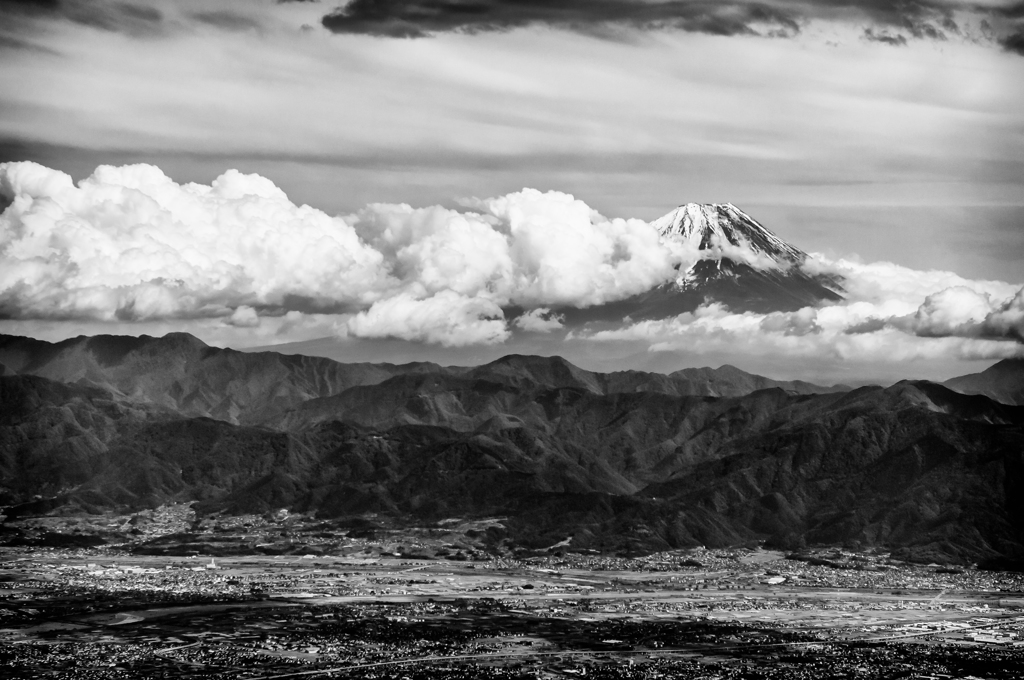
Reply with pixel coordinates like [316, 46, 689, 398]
[0, 333, 849, 427]
[944, 358, 1024, 406]
[2, 332, 1023, 565]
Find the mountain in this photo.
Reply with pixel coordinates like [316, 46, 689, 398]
[2, 332, 1024, 565]
[0, 333, 447, 426]
[273, 355, 848, 432]
[944, 358, 1024, 406]
[651, 202, 845, 312]
[560, 203, 843, 325]
[0, 334, 845, 427]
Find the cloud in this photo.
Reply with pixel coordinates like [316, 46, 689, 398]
[910, 286, 993, 337]
[0, 0, 167, 38]
[464, 189, 692, 308]
[320, 0, 802, 39]
[2, 160, 1021, 362]
[191, 10, 263, 33]
[863, 27, 908, 45]
[227, 305, 260, 328]
[514, 308, 564, 333]
[981, 287, 1024, 341]
[0, 161, 390, 321]
[1002, 28, 1024, 55]
[345, 290, 509, 346]
[584, 253, 1024, 365]
[315, 0, 1024, 49]
[0, 162, 691, 342]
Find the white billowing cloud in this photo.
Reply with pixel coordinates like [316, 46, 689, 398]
[982, 288, 1024, 341]
[514, 308, 564, 333]
[471, 189, 691, 308]
[227, 305, 260, 328]
[593, 301, 1024, 365]
[2, 160, 1023, 365]
[345, 291, 509, 347]
[910, 287, 994, 337]
[805, 255, 1024, 343]
[586, 252, 1024, 365]
[346, 202, 515, 300]
[802, 256, 1020, 309]
[0, 161, 389, 321]
[1, 162, 698, 345]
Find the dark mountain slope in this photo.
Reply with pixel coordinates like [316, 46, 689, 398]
[636, 381, 1024, 561]
[0, 333, 448, 426]
[0, 375, 162, 506]
[277, 356, 847, 432]
[945, 358, 1024, 406]
[0, 335, 845, 431]
[4, 369, 1022, 564]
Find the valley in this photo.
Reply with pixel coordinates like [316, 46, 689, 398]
[2, 541, 1023, 678]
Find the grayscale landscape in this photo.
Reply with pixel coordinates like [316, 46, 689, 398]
[2, 0, 1023, 678]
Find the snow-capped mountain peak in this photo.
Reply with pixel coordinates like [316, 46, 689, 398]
[553, 203, 844, 326]
[651, 202, 805, 264]
[645, 202, 844, 305]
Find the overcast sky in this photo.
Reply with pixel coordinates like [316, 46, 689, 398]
[1, 0, 1023, 383]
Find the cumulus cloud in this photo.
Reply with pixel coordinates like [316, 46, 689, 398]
[344, 290, 509, 346]
[514, 308, 564, 333]
[227, 305, 261, 328]
[3, 160, 1022, 363]
[466, 189, 690, 308]
[982, 288, 1024, 341]
[0, 161, 690, 344]
[910, 287, 993, 337]
[585, 253, 1024, 365]
[0, 161, 389, 322]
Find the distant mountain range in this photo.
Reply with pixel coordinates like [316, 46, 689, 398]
[2, 332, 1023, 567]
[945, 358, 1024, 407]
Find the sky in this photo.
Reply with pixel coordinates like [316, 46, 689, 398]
[1, 0, 1023, 384]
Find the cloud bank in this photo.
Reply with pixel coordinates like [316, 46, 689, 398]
[587, 257, 1024, 362]
[0, 161, 690, 346]
[1, 161, 1021, 363]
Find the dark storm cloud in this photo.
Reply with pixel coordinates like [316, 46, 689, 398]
[317, 0, 1024, 45]
[321, 0, 802, 38]
[994, 1, 1024, 19]
[0, 0, 60, 10]
[863, 26, 907, 44]
[1002, 28, 1024, 54]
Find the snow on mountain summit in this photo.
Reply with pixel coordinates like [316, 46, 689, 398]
[554, 202, 844, 326]
[645, 202, 845, 304]
[651, 203, 805, 264]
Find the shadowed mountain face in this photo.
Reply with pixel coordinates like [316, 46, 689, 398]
[945, 358, 1024, 406]
[0, 333, 448, 426]
[2, 333, 1023, 564]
